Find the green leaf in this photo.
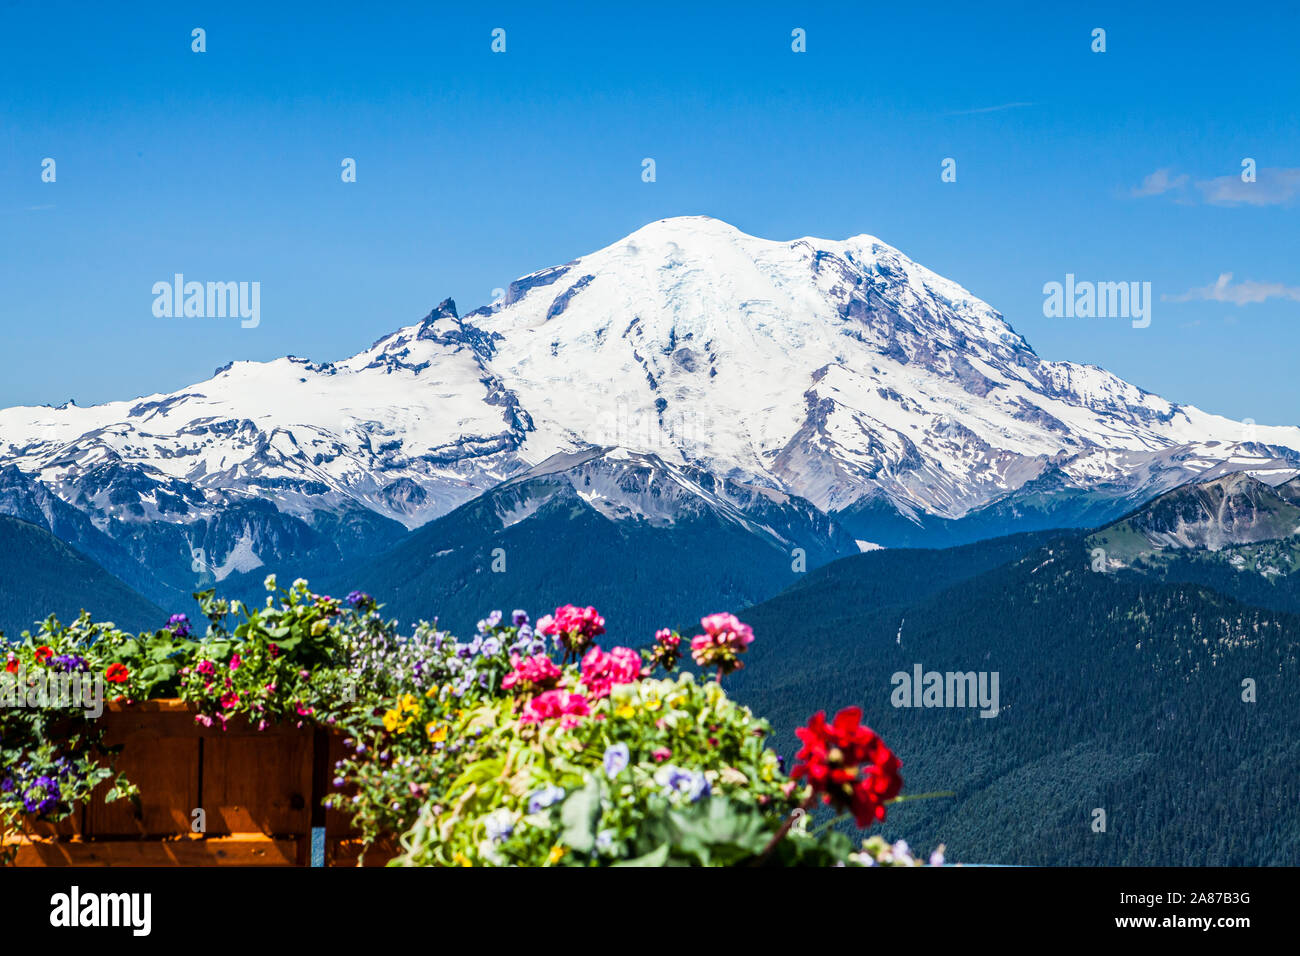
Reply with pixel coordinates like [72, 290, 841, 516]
[613, 843, 670, 867]
[559, 776, 602, 854]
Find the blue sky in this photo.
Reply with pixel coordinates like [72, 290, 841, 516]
[2, 2, 1297, 424]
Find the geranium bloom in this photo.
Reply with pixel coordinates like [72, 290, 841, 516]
[646, 628, 682, 673]
[5, 654, 18, 674]
[541, 605, 606, 656]
[689, 613, 754, 678]
[195, 659, 216, 677]
[791, 707, 902, 827]
[501, 653, 562, 695]
[579, 646, 641, 699]
[104, 663, 130, 684]
[521, 689, 590, 728]
[33, 646, 54, 664]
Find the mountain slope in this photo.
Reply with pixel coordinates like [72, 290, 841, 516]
[2, 216, 1297, 585]
[1086, 473, 1300, 614]
[0, 516, 166, 638]
[730, 534, 1300, 866]
[327, 447, 856, 637]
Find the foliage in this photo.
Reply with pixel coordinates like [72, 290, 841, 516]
[2, 582, 937, 867]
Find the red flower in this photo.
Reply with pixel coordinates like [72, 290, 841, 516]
[34, 646, 54, 664]
[791, 707, 902, 827]
[4, 655, 17, 673]
[105, 663, 131, 684]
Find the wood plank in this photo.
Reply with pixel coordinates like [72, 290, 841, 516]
[5, 834, 301, 866]
[85, 737, 200, 836]
[202, 732, 313, 836]
[329, 838, 399, 867]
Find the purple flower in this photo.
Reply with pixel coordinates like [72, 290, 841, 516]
[346, 591, 371, 608]
[167, 613, 192, 639]
[511, 610, 530, 627]
[51, 654, 88, 673]
[22, 775, 60, 814]
[603, 743, 630, 778]
[527, 785, 566, 814]
[653, 765, 710, 803]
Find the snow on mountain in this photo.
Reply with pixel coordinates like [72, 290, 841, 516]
[1, 215, 1297, 582]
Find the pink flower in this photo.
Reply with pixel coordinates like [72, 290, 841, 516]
[229, 653, 242, 672]
[541, 604, 606, 656]
[690, 613, 754, 678]
[267, 643, 280, 658]
[220, 691, 240, 710]
[647, 628, 683, 673]
[521, 689, 590, 728]
[295, 702, 312, 716]
[194, 714, 214, 728]
[196, 660, 216, 677]
[579, 645, 641, 700]
[652, 747, 672, 762]
[502, 653, 562, 695]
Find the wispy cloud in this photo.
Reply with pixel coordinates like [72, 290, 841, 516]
[944, 102, 1035, 116]
[1164, 273, 1300, 306]
[1196, 167, 1300, 206]
[1131, 166, 1300, 206]
[1130, 168, 1188, 198]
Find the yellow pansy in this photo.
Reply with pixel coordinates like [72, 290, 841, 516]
[547, 844, 567, 865]
[383, 709, 402, 732]
[614, 703, 637, 720]
[399, 693, 420, 713]
[426, 722, 448, 743]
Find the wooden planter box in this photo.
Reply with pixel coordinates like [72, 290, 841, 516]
[3, 700, 395, 867]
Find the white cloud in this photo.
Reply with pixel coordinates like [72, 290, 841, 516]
[944, 102, 1035, 116]
[1196, 167, 1300, 206]
[1130, 168, 1188, 197]
[1165, 273, 1300, 306]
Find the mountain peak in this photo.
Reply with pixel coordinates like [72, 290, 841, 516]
[426, 298, 458, 322]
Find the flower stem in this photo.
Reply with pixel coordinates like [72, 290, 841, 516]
[754, 794, 816, 865]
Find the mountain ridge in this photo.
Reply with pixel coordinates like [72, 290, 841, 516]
[2, 216, 1297, 594]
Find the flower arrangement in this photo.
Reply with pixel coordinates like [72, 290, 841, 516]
[328, 604, 936, 867]
[1, 587, 947, 867]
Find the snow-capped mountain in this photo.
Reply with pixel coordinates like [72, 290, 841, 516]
[1, 216, 1297, 590]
